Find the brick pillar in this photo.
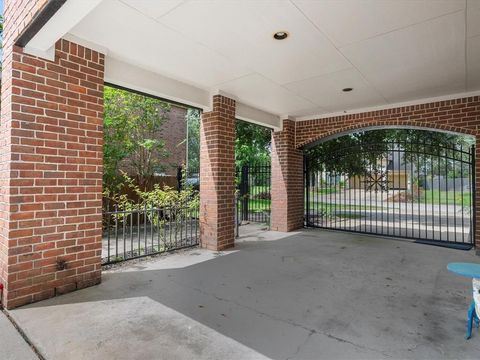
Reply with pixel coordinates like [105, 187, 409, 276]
[271, 119, 304, 232]
[0, 3, 105, 308]
[199, 95, 236, 250]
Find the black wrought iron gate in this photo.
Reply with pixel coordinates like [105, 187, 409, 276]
[237, 164, 271, 224]
[304, 141, 475, 249]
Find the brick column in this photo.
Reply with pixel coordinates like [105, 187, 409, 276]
[199, 95, 236, 250]
[271, 119, 304, 232]
[0, 2, 105, 308]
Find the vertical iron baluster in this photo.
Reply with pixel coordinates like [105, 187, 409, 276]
[107, 202, 111, 264]
[397, 143, 408, 236]
[410, 147, 414, 238]
[123, 207, 126, 259]
[445, 147, 450, 243]
[424, 141, 428, 240]
[305, 156, 309, 226]
[439, 149, 443, 241]
[189, 201, 193, 245]
[386, 143, 390, 236]
[453, 148, 457, 243]
[461, 145, 465, 242]
[416, 143, 421, 239]
[169, 208, 173, 249]
[403, 140, 407, 238]
[431, 152, 436, 240]
[163, 206, 167, 250]
[348, 170, 352, 232]
[470, 146, 475, 245]
[130, 211, 133, 257]
[180, 201, 184, 247]
[144, 204, 147, 255]
[151, 205, 154, 253]
[156, 207, 162, 252]
[114, 204, 119, 260]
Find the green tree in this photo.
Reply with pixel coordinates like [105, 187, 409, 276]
[235, 120, 271, 167]
[306, 129, 474, 175]
[185, 117, 272, 170]
[103, 86, 171, 191]
[186, 108, 200, 170]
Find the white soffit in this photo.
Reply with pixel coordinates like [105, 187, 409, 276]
[293, 0, 465, 47]
[339, 11, 466, 103]
[25, 0, 479, 124]
[24, 0, 102, 60]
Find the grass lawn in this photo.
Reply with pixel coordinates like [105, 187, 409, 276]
[243, 198, 383, 213]
[241, 190, 471, 214]
[247, 198, 270, 212]
[420, 190, 471, 206]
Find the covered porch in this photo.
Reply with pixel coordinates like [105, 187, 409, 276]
[1, 0, 480, 311]
[6, 225, 480, 359]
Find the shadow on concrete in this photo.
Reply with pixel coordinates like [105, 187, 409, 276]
[9, 229, 480, 360]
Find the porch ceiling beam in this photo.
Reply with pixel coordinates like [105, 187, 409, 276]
[105, 57, 281, 130]
[236, 103, 281, 131]
[105, 57, 211, 111]
[18, 0, 103, 61]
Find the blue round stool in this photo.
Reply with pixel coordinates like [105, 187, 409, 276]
[447, 262, 480, 339]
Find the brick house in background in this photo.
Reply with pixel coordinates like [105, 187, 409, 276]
[157, 105, 188, 176]
[118, 104, 188, 180]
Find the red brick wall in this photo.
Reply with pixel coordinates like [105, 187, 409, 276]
[271, 120, 304, 232]
[0, 0, 49, 308]
[199, 95, 235, 250]
[159, 105, 187, 175]
[294, 96, 480, 250]
[1, 1, 105, 308]
[295, 96, 479, 147]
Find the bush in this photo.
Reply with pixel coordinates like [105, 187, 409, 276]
[103, 172, 199, 226]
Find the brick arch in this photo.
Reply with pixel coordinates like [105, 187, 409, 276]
[295, 96, 480, 148]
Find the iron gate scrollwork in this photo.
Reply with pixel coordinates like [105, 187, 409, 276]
[304, 141, 475, 249]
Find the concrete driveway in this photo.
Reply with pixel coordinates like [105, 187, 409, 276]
[8, 226, 480, 360]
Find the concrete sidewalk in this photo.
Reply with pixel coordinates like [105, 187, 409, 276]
[0, 311, 38, 360]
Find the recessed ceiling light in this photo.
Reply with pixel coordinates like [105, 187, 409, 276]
[273, 31, 288, 40]
[342, 87, 353, 92]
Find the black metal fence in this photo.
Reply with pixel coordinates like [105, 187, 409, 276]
[180, 163, 272, 225]
[237, 164, 271, 224]
[178, 165, 200, 191]
[103, 201, 199, 265]
[305, 141, 475, 249]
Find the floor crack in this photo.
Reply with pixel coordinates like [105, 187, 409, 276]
[169, 277, 392, 358]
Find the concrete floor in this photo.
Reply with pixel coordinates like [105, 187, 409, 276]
[8, 225, 480, 360]
[0, 312, 38, 360]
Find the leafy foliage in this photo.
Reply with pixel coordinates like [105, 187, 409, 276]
[104, 172, 199, 225]
[186, 108, 200, 169]
[103, 86, 171, 191]
[235, 120, 271, 167]
[186, 117, 272, 169]
[306, 129, 474, 175]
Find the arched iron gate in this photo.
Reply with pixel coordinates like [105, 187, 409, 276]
[304, 141, 475, 249]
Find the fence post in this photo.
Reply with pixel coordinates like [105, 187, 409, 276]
[177, 166, 183, 191]
[304, 155, 310, 227]
[240, 165, 249, 221]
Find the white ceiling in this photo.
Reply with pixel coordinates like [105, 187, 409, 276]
[66, 0, 480, 120]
